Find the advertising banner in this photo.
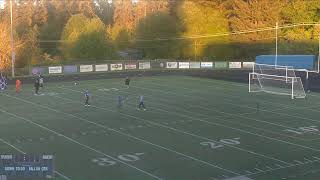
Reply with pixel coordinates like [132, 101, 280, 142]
[63, 65, 78, 74]
[166, 62, 178, 69]
[201, 62, 213, 68]
[95, 64, 109, 72]
[179, 62, 190, 69]
[48, 66, 62, 74]
[189, 62, 201, 69]
[125, 63, 137, 70]
[110, 63, 123, 71]
[80, 65, 93, 72]
[214, 62, 228, 69]
[229, 62, 242, 69]
[242, 62, 254, 69]
[139, 62, 151, 69]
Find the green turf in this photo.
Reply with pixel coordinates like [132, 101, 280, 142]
[1, 75, 320, 180]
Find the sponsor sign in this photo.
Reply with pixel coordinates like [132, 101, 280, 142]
[110, 63, 123, 71]
[179, 62, 190, 69]
[229, 62, 242, 69]
[242, 62, 255, 69]
[95, 64, 109, 72]
[80, 65, 93, 72]
[32, 67, 47, 75]
[201, 62, 213, 68]
[125, 63, 137, 70]
[64, 65, 78, 74]
[214, 62, 228, 69]
[166, 62, 178, 69]
[189, 62, 201, 69]
[139, 62, 151, 69]
[48, 66, 62, 74]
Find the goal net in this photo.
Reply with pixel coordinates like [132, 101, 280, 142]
[249, 63, 306, 99]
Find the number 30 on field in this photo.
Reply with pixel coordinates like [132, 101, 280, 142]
[200, 138, 240, 150]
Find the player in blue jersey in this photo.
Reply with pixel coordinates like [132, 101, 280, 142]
[138, 95, 146, 111]
[84, 90, 90, 106]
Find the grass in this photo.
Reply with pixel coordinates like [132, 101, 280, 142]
[1, 75, 320, 180]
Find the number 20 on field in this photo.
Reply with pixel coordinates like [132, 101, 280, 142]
[200, 138, 240, 150]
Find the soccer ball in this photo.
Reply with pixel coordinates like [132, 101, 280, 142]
[74, 82, 78, 85]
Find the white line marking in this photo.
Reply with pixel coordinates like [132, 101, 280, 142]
[0, 108, 163, 180]
[0, 94, 239, 175]
[58, 87, 292, 166]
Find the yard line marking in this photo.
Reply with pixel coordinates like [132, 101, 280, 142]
[0, 93, 239, 175]
[83, 80, 315, 141]
[254, 168, 263, 172]
[0, 108, 163, 180]
[0, 138, 72, 180]
[294, 160, 303, 164]
[56, 87, 293, 166]
[266, 166, 273, 170]
[131, 81, 320, 137]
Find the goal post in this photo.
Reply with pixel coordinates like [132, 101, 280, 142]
[249, 72, 306, 99]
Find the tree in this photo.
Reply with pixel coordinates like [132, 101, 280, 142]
[178, 1, 230, 59]
[135, 12, 181, 59]
[61, 14, 114, 60]
[0, 21, 11, 70]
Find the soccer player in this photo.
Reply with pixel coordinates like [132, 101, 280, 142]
[16, 79, 21, 94]
[138, 95, 146, 111]
[125, 77, 130, 89]
[84, 90, 90, 106]
[34, 78, 40, 95]
[0, 73, 7, 91]
[39, 74, 44, 89]
[117, 95, 124, 108]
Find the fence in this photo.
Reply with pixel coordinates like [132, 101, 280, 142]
[30, 60, 254, 76]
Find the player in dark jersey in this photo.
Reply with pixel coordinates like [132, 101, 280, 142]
[125, 77, 130, 89]
[34, 78, 40, 95]
[84, 90, 90, 106]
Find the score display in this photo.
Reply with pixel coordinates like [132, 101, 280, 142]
[0, 154, 54, 179]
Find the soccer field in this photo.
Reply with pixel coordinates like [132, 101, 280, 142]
[1, 75, 320, 180]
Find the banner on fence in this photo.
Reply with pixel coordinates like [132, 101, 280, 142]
[48, 66, 62, 74]
[64, 65, 78, 74]
[201, 62, 213, 68]
[166, 62, 178, 69]
[242, 62, 254, 69]
[229, 62, 242, 69]
[139, 62, 151, 69]
[125, 63, 137, 70]
[179, 62, 190, 69]
[32, 67, 47, 75]
[110, 63, 123, 71]
[80, 65, 93, 72]
[95, 64, 109, 72]
[189, 62, 201, 69]
[214, 62, 228, 69]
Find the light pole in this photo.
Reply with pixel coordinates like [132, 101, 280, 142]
[10, 0, 15, 77]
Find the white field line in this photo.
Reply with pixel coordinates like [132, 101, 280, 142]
[0, 107, 163, 180]
[0, 93, 240, 176]
[0, 138, 72, 180]
[57, 87, 292, 166]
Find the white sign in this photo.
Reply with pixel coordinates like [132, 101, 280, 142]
[80, 65, 93, 72]
[110, 64, 123, 71]
[139, 62, 151, 69]
[201, 62, 213, 68]
[166, 62, 178, 69]
[125, 63, 137, 70]
[229, 62, 242, 69]
[190, 62, 201, 69]
[179, 62, 190, 69]
[242, 62, 254, 69]
[95, 64, 108, 72]
[48, 66, 62, 74]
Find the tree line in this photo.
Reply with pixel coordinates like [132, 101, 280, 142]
[0, 0, 319, 70]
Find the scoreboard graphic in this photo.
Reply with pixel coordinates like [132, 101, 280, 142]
[0, 154, 54, 179]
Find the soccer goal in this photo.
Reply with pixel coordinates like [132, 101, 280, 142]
[249, 63, 306, 99]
